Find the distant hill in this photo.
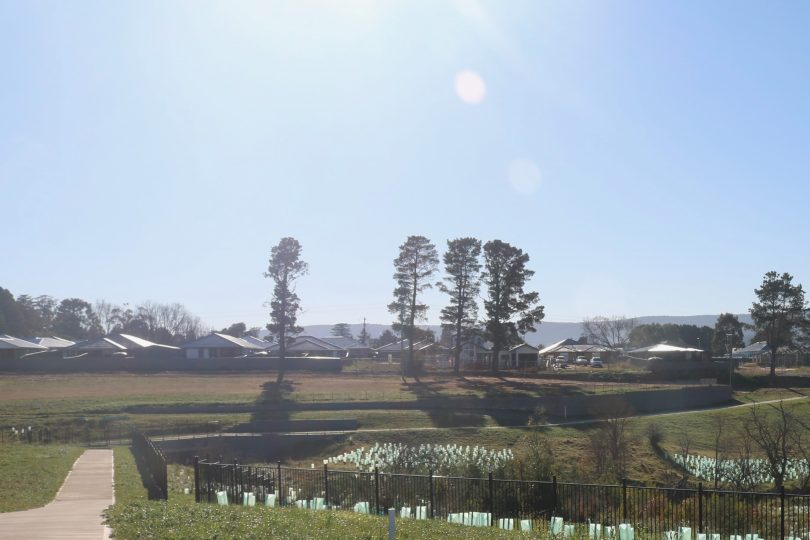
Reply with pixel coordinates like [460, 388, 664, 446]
[260, 314, 754, 348]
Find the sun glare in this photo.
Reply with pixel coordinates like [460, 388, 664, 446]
[454, 70, 486, 104]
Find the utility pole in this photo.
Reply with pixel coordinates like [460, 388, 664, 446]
[727, 332, 734, 389]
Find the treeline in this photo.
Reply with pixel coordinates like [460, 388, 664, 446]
[262, 236, 544, 378]
[0, 287, 208, 344]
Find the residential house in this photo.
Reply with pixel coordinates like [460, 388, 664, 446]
[268, 335, 347, 358]
[0, 335, 48, 360]
[181, 332, 264, 359]
[26, 336, 76, 349]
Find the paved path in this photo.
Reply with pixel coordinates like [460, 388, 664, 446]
[0, 449, 114, 539]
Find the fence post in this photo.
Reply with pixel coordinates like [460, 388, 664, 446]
[374, 467, 380, 516]
[194, 456, 201, 503]
[323, 461, 329, 509]
[233, 459, 238, 505]
[697, 483, 703, 533]
[552, 475, 558, 514]
[277, 461, 282, 506]
[780, 485, 785, 540]
[622, 478, 628, 523]
[429, 470, 435, 519]
[488, 471, 495, 527]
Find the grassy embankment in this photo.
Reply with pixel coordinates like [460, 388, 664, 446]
[109, 445, 539, 539]
[0, 442, 83, 512]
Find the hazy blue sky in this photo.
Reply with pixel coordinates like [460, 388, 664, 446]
[2, 0, 809, 330]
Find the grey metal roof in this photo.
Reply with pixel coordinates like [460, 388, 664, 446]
[112, 334, 180, 350]
[241, 335, 273, 349]
[508, 343, 539, 353]
[319, 336, 366, 349]
[268, 336, 345, 352]
[182, 333, 264, 350]
[68, 337, 128, 350]
[26, 336, 76, 349]
[374, 339, 433, 352]
[0, 335, 48, 350]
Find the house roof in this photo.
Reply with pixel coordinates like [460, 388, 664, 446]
[68, 337, 128, 351]
[26, 336, 76, 349]
[735, 341, 770, 354]
[538, 339, 613, 355]
[628, 343, 703, 354]
[320, 336, 366, 349]
[0, 335, 48, 350]
[508, 343, 539, 353]
[182, 333, 264, 350]
[268, 336, 346, 352]
[374, 339, 433, 353]
[112, 334, 180, 350]
[241, 335, 273, 349]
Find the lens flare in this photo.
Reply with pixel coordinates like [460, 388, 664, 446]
[454, 70, 486, 104]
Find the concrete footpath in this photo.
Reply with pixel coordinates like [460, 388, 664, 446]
[0, 449, 114, 539]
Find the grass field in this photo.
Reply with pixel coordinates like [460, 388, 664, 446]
[0, 442, 83, 512]
[108, 444, 540, 539]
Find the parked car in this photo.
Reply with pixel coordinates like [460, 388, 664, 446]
[575, 356, 589, 366]
[553, 355, 568, 368]
[589, 357, 603, 368]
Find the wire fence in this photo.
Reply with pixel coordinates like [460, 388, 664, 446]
[194, 459, 810, 537]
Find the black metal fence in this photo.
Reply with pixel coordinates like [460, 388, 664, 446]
[132, 431, 168, 500]
[194, 459, 810, 537]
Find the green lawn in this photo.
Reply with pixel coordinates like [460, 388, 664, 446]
[105, 501, 546, 539]
[0, 442, 83, 512]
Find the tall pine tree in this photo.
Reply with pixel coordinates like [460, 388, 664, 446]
[438, 237, 482, 374]
[481, 240, 545, 373]
[265, 238, 308, 383]
[388, 236, 438, 374]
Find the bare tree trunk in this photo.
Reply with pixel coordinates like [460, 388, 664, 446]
[453, 323, 462, 375]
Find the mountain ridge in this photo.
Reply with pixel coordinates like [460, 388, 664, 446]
[267, 314, 755, 347]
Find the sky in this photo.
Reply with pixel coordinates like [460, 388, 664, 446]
[2, 0, 809, 330]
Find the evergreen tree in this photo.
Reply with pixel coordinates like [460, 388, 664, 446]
[481, 240, 545, 373]
[387, 236, 438, 374]
[265, 238, 308, 383]
[330, 323, 353, 339]
[711, 313, 745, 356]
[357, 318, 370, 346]
[750, 271, 807, 385]
[221, 322, 247, 338]
[438, 237, 482, 374]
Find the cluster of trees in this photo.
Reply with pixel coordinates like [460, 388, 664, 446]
[262, 236, 544, 379]
[580, 273, 808, 383]
[388, 236, 544, 374]
[0, 286, 208, 344]
[628, 323, 715, 351]
[218, 322, 262, 339]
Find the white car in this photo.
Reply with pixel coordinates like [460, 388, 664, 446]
[575, 356, 589, 366]
[589, 357, 604, 368]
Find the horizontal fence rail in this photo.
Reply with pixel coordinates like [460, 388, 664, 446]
[194, 459, 810, 537]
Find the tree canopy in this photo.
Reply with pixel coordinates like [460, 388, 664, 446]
[581, 316, 635, 350]
[628, 323, 713, 349]
[481, 240, 544, 373]
[388, 236, 438, 374]
[439, 237, 482, 374]
[265, 237, 308, 383]
[750, 271, 808, 383]
[330, 323, 353, 339]
[711, 313, 745, 356]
